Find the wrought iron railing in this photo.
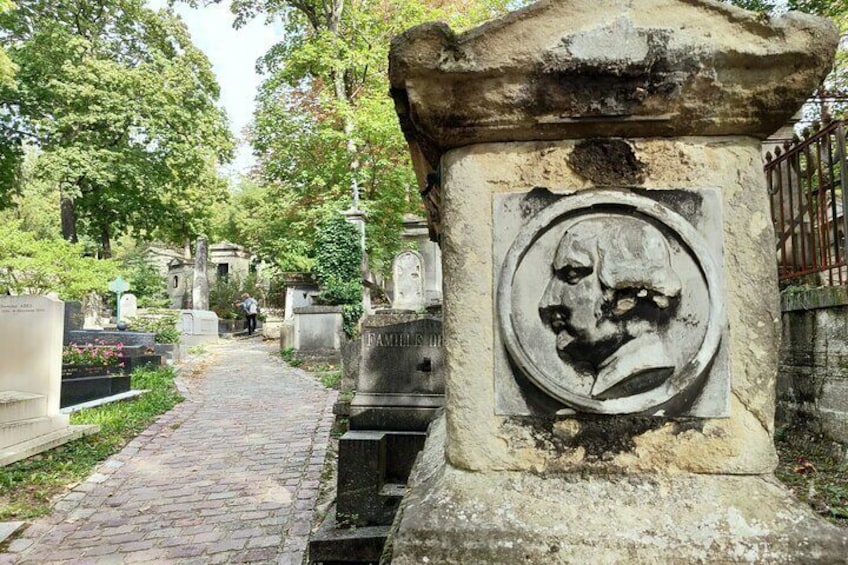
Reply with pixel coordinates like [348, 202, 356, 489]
[765, 120, 848, 285]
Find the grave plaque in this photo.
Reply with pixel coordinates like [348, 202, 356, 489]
[494, 188, 729, 417]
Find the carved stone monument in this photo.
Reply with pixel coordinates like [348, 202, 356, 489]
[192, 236, 209, 311]
[385, 0, 847, 562]
[81, 291, 103, 330]
[391, 250, 425, 311]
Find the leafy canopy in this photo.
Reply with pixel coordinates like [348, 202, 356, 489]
[0, 0, 235, 254]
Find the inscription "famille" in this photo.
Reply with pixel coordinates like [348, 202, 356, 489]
[366, 333, 443, 347]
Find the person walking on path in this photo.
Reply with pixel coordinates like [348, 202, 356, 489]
[239, 292, 260, 335]
[3, 339, 337, 564]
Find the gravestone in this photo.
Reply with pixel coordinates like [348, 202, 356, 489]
[192, 236, 209, 311]
[81, 291, 103, 330]
[292, 306, 343, 353]
[391, 251, 425, 311]
[386, 1, 847, 562]
[351, 312, 444, 430]
[179, 310, 219, 346]
[119, 293, 137, 320]
[62, 301, 83, 345]
[309, 311, 444, 563]
[0, 296, 97, 465]
[402, 215, 442, 307]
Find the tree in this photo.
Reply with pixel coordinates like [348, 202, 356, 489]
[0, 220, 118, 298]
[0, 1, 235, 256]
[207, 0, 512, 274]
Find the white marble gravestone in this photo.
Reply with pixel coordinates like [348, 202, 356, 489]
[120, 293, 138, 320]
[392, 251, 425, 311]
[0, 296, 97, 465]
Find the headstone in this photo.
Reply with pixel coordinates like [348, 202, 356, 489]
[179, 309, 218, 346]
[293, 306, 343, 352]
[119, 293, 137, 320]
[62, 301, 83, 345]
[192, 236, 209, 311]
[81, 291, 103, 330]
[0, 296, 97, 465]
[352, 312, 444, 430]
[391, 251, 425, 311]
[402, 215, 443, 306]
[384, 1, 847, 562]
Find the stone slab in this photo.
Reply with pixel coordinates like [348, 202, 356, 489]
[66, 330, 155, 347]
[0, 521, 24, 544]
[60, 390, 148, 414]
[308, 507, 389, 564]
[388, 416, 848, 564]
[60, 375, 131, 408]
[0, 424, 99, 467]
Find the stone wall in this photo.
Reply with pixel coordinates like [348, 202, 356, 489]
[779, 287, 848, 443]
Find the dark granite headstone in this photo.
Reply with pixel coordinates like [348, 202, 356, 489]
[63, 301, 83, 345]
[66, 330, 155, 348]
[350, 312, 444, 431]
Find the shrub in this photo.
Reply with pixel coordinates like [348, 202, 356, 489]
[127, 309, 180, 344]
[312, 215, 363, 337]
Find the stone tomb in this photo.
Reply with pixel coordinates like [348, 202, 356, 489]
[309, 312, 445, 563]
[0, 296, 97, 466]
[385, 1, 847, 562]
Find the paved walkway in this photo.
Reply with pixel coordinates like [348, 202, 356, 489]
[4, 340, 337, 564]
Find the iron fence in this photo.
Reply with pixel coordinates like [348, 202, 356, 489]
[765, 120, 848, 285]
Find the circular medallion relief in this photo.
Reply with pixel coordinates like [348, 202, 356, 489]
[497, 190, 724, 415]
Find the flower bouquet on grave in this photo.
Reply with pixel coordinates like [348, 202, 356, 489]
[62, 340, 125, 378]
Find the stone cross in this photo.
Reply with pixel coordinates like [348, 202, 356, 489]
[108, 276, 130, 323]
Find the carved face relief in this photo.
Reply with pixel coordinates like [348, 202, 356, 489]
[495, 189, 728, 417]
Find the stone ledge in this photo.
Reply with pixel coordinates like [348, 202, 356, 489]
[781, 286, 848, 311]
[388, 416, 848, 564]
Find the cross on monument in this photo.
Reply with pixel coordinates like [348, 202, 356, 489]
[108, 276, 131, 323]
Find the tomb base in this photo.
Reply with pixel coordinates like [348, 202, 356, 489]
[388, 417, 848, 564]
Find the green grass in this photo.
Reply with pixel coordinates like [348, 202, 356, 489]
[0, 366, 183, 521]
[280, 347, 303, 367]
[320, 370, 341, 390]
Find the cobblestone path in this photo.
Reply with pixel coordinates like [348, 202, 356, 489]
[4, 339, 337, 564]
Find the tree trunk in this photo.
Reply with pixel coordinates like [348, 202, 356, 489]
[60, 196, 78, 243]
[99, 224, 112, 259]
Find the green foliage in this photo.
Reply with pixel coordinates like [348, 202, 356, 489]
[0, 365, 181, 521]
[209, 272, 262, 319]
[311, 214, 363, 336]
[126, 309, 180, 344]
[117, 246, 169, 308]
[0, 220, 117, 299]
[0, 0, 235, 253]
[313, 215, 362, 285]
[320, 370, 342, 389]
[213, 0, 513, 275]
[280, 347, 303, 367]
